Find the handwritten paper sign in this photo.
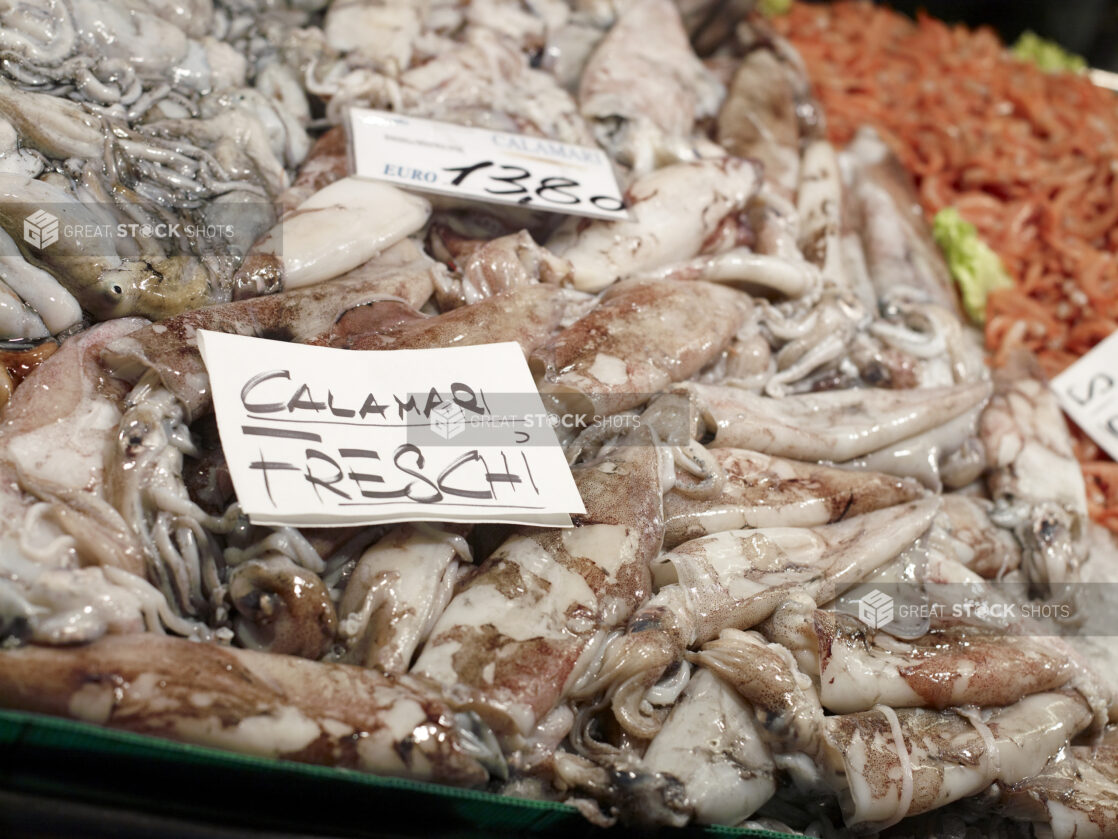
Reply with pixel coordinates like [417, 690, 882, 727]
[1052, 329, 1118, 462]
[347, 108, 629, 222]
[196, 331, 585, 528]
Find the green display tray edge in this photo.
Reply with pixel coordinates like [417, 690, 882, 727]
[0, 709, 798, 838]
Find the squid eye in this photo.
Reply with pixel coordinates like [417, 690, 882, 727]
[112, 284, 123, 296]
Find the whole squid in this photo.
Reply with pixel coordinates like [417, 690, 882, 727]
[315, 284, 580, 358]
[412, 428, 668, 743]
[578, 0, 723, 173]
[0, 634, 500, 786]
[981, 355, 1089, 589]
[803, 610, 1074, 713]
[337, 524, 468, 675]
[0, 319, 220, 645]
[662, 447, 926, 548]
[232, 178, 431, 298]
[642, 667, 776, 826]
[0, 318, 149, 578]
[841, 127, 959, 314]
[578, 498, 939, 738]
[823, 691, 1093, 830]
[996, 725, 1118, 839]
[716, 20, 817, 197]
[0, 175, 127, 320]
[547, 158, 761, 292]
[532, 279, 752, 418]
[689, 379, 992, 462]
[694, 627, 826, 766]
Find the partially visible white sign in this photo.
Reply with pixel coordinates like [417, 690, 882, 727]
[347, 107, 629, 221]
[1052, 330, 1118, 461]
[197, 331, 586, 527]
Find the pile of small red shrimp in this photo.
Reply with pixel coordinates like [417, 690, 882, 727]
[775, 1, 1118, 533]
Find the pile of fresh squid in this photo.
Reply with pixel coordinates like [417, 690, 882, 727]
[1, 0, 1117, 836]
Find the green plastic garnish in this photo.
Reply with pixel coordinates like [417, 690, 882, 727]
[1011, 31, 1087, 73]
[932, 208, 1014, 325]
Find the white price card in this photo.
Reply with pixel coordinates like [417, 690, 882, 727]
[347, 107, 628, 221]
[197, 331, 586, 528]
[1052, 329, 1118, 461]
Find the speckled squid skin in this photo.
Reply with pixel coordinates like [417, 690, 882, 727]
[812, 611, 1075, 713]
[691, 378, 992, 461]
[716, 22, 816, 199]
[101, 240, 440, 423]
[996, 725, 1118, 839]
[313, 284, 572, 357]
[652, 499, 940, 652]
[663, 448, 926, 549]
[412, 436, 665, 740]
[0, 634, 489, 787]
[546, 158, 761, 292]
[278, 125, 348, 215]
[822, 691, 1092, 830]
[583, 498, 940, 739]
[531, 279, 752, 418]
